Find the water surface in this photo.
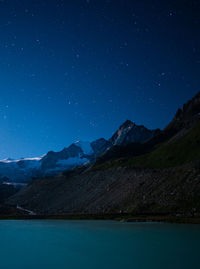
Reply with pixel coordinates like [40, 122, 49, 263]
[0, 220, 199, 269]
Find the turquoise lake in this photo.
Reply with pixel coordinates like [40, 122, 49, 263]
[0, 220, 199, 269]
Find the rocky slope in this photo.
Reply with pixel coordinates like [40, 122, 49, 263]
[5, 91, 200, 217]
[165, 91, 200, 133]
[7, 162, 200, 216]
[110, 120, 158, 146]
[95, 118, 200, 170]
[0, 183, 18, 204]
[96, 92, 200, 166]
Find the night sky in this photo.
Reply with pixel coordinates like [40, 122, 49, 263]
[0, 0, 199, 159]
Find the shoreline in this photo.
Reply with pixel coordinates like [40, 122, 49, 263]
[0, 213, 200, 224]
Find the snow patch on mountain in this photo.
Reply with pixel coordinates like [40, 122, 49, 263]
[0, 120, 157, 183]
[0, 156, 43, 164]
[110, 120, 135, 146]
[74, 141, 93, 155]
[113, 125, 133, 145]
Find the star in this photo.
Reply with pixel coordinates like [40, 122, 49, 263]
[169, 11, 175, 17]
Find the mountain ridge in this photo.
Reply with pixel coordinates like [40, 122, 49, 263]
[1, 90, 199, 184]
[6, 91, 200, 217]
[0, 121, 156, 182]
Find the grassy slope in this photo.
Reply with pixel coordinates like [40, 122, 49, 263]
[95, 120, 200, 169]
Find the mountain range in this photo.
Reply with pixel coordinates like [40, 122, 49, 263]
[0, 121, 157, 183]
[1, 91, 200, 220]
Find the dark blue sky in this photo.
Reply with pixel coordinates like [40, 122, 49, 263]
[0, 0, 199, 159]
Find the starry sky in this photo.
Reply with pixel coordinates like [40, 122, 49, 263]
[0, 0, 199, 159]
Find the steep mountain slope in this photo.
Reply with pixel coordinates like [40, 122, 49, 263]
[109, 120, 157, 146]
[91, 138, 112, 157]
[0, 120, 157, 182]
[124, 92, 200, 169]
[95, 92, 200, 167]
[95, 118, 200, 170]
[95, 121, 161, 164]
[7, 162, 200, 215]
[165, 91, 200, 133]
[6, 91, 200, 217]
[126, 119, 200, 169]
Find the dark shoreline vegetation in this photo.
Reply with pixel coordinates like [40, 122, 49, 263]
[0, 213, 200, 224]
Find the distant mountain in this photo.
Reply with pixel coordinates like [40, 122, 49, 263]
[2, 92, 199, 184]
[96, 91, 200, 169]
[39, 139, 114, 177]
[91, 138, 112, 157]
[0, 138, 110, 182]
[95, 121, 160, 164]
[40, 142, 91, 176]
[0, 142, 94, 182]
[109, 120, 157, 146]
[7, 91, 200, 217]
[0, 157, 43, 183]
[0, 119, 158, 182]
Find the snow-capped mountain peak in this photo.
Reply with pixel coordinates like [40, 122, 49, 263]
[110, 120, 135, 145]
[109, 120, 156, 146]
[0, 156, 43, 164]
[0, 120, 158, 183]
